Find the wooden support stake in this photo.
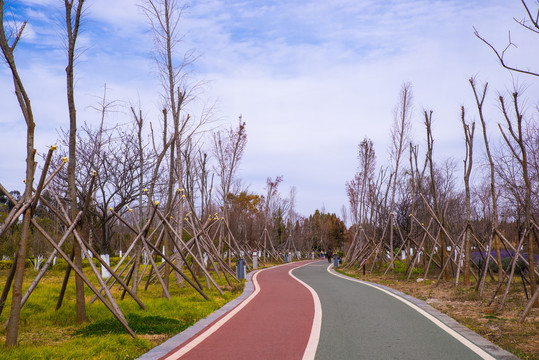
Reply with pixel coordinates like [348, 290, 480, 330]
[31, 220, 136, 337]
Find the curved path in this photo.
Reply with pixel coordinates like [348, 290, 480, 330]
[156, 261, 318, 360]
[293, 261, 516, 360]
[137, 260, 517, 360]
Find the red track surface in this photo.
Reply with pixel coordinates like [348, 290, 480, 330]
[160, 261, 316, 360]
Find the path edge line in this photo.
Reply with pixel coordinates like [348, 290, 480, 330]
[289, 263, 322, 360]
[327, 265, 518, 360]
[137, 261, 315, 360]
[136, 270, 259, 360]
[160, 270, 264, 360]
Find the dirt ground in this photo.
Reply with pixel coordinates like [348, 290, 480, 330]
[340, 269, 539, 360]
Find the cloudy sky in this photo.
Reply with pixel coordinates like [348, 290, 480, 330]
[1, 0, 538, 218]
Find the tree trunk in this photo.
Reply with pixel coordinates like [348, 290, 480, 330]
[499, 92, 536, 306]
[0, 8, 37, 346]
[65, 0, 87, 323]
[6, 148, 35, 346]
[470, 78, 503, 284]
[461, 107, 474, 286]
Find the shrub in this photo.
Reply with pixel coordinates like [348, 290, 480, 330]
[0, 258, 33, 270]
[0, 260, 12, 270]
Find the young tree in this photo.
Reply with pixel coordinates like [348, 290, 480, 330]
[142, 0, 201, 296]
[0, 2, 36, 347]
[213, 117, 247, 218]
[388, 83, 413, 265]
[64, 0, 86, 324]
[213, 115, 247, 264]
[424, 110, 450, 280]
[470, 78, 504, 286]
[261, 176, 283, 257]
[346, 174, 360, 229]
[345, 137, 376, 259]
[498, 90, 537, 306]
[195, 150, 213, 218]
[357, 138, 376, 226]
[460, 107, 475, 285]
[76, 123, 143, 254]
[130, 104, 148, 294]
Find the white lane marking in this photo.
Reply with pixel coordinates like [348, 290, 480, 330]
[162, 270, 264, 360]
[327, 265, 496, 360]
[289, 264, 322, 360]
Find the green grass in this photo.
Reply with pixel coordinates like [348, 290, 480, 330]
[0, 264, 243, 359]
[74, 314, 186, 336]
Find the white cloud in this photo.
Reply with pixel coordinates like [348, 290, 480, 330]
[2, 0, 539, 217]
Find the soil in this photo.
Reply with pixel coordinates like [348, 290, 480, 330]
[340, 269, 539, 360]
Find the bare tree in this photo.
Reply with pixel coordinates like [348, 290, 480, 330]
[52, 120, 144, 253]
[64, 0, 86, 324]
[358, 138, 376, 226]
[264, 176, 284, 227]
[460, 107, 475, 285]
[346, 174, 361, 227]
[526, 121, 539, 218]
[130, 104, 148, 294]
[195, 150, 213, 218]
[498, 90, 537, 306]
[470, 77, 504, 286]
[424, 110, 450, 280]
[0, 1, 36, 347]
[84, 125, 143, 253]
[182, 137, 198, 204]
[142, 0, 202, 296]
[261, 176, 283, 257]
[286, 186, 298, 252]
[213, 117, 247, 219]
[345, 137, 376, 260]
[388, 83, 413, 266]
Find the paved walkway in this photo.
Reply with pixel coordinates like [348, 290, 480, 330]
[294, 261, 516, 359]
[137, 260, 518, 360]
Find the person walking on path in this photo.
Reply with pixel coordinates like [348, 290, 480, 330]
[326, 250, 333, 263]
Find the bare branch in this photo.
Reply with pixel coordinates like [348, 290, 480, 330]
[514, 0, 539, 33]
[473, 7, 539, 78]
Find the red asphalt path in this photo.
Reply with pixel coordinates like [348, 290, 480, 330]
[160, 261, 317, 360]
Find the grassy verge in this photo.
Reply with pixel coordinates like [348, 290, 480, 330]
[0, 263, 244, 359]
[338, 262, 538, 360]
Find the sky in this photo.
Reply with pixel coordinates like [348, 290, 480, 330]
[1, 0, 538, 219]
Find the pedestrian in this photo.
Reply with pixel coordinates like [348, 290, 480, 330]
[327, 249, 333, 263]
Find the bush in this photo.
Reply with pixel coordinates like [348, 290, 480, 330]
[0, 258, 33, 270]
[0, 260, 12, 270]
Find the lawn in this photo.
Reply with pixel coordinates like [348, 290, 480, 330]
[0, 261, 244, 359]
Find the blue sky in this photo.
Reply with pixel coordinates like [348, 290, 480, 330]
[1, 0, 538, 218]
